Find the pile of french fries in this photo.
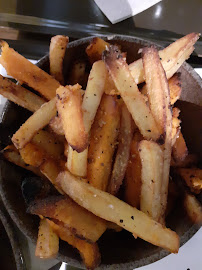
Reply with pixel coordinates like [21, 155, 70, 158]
[0, 33, 202, 269]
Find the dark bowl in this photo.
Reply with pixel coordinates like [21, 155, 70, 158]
[0, 35, 201, 269]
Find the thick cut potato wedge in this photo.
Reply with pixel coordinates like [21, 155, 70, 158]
[12, 98, 57, 149]
[68, 60, 86, 86]
[103, 46, 162, 141]
[124, 131, 143, 208]
[35, 218, 59, 258]
[184, 192, 202, 224]
[178, 168, 202, 194]
[87, 94, 120, 191]
[56, 85, 88, 152]
[0, 75, 45, 112]
[28, 196, 106, 242]
[86, 37, 110, 64]
[0, 41, 60, 100]
[129, 33, 199, 84]
[47, 220, 101, 270]
[108, 104, 133, 195]
[56, 171, 179, 253]
[49, 35, 69, 85]
[172, 131, 188, 163]
[139, 140, 164, 222]
[2, 145, 43, 177]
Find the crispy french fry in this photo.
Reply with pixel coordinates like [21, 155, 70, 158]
[2, 145, 44, 177]
[124, 131, 143, 208]
[56, 85, 88, 153]
[0, 75, 45, 112]
[129, 33, 200, 84]
[56, 171, 180, 253]
[178, 168, 202, 194]
[103, 46, 162, 141]
[49, 116, 64, 136]
[139, 140, 164, 221]
[183, 192, 202, 224]
[108, 104, 133, 195]
[68, 61, 107, 177]
[171, 107, 181, 146]
[0, 41, 60, 100]
[12, 98, 57, 149]
[68, 60, 86, 85]
[86, 37, 110, 64]
[35, 218, 59, 258]
[20, 142, 46, 167]
[172, 131, 188, 163]
[47, 220, 101, 269]
[28, 196, 106, 242]
[87, 94, 120, 191]
[104, 73, 119, 95]
[49, 35, 69, 85]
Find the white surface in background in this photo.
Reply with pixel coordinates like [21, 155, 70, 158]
[94, 0, 162, 24]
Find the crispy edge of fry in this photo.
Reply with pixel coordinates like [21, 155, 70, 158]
[0, 74, 45, 112]
[86, 37, 110, 64]
[87, 94, 120, 191]
[183, 192, 202, 224]
[139, 140, 164, 221]
[49, 35, 69, 85]
[172, 131, 188, 163]
[35, 218, 59, 258]
[56, 85, 88, 153]
[108, 104, 133, 195]
[178, 168, 202, 194]
[56, 171, 179, 253]
[0, 41, 60, 100]
[129, 33, 200, 84]
[12, 97, 57, 149]
[103, 46, 163, 142]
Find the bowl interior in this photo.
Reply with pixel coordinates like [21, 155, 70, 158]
[0, 35, 201, 269]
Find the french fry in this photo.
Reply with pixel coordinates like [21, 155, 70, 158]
[139, 140, 164, 221]
[28, 196, 106, 242]
[2, 145, 44, 177]
[129, 33, 200, 84]
[171, 108, 181, 147]
[68, 61, 107, 177]
[183, 192, 202, 224]
[56, 171, 180, 253]
[0, 41, 60, 100]
[103, 46, 162, 141]
[68, 60, 86, 85]
[178, 168, 202, 194]
[0, 75, 45, 112]
[172, 131, 188, 163]
[49, 116, 64, 136]
[86, 37, 110, 64]
[49, 35, 69, 85]
[87, 94, 120, 191]
[124, 131, 143, 208]
[12, 98, 57, 149]
[47, 219, 101, 270]
[108, 104, 133, 195]
[35, 218, 59, 258]
[56, 85, 88, 153]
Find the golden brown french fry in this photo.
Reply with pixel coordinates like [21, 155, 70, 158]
[104, 73, 119, 95]
[103, 46, 162, 141]
[184, 192, 202, 224]
[129, 33, 200, 84]
[139, 140, 164, 221]
[2, 145, 44, 177]
[0, 75, 45, 112]
[35, 218, 59, 258]
[178, 168, 202, 194]
[56, 171, 180, 253]
[87, 94, 120, 191]
[47, 220, 101, 269]
[28, 196, 106, 242]
[86, 37, 110, 64]
[171, 107, 181, 146]
[56, 85, 88, 153]
[124, 131, 143, 208]
[172, 131, 188, 163]
[12, 98, 57, 149]
[68, 60, 86, 85]
[0, 41, 60, 100]
[67, 61, 107, 177]
[49, 35, 69, 85]
[20, 142, 46, 167]
[49, 116, 64, 136]
[108, 104, 133, 195]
